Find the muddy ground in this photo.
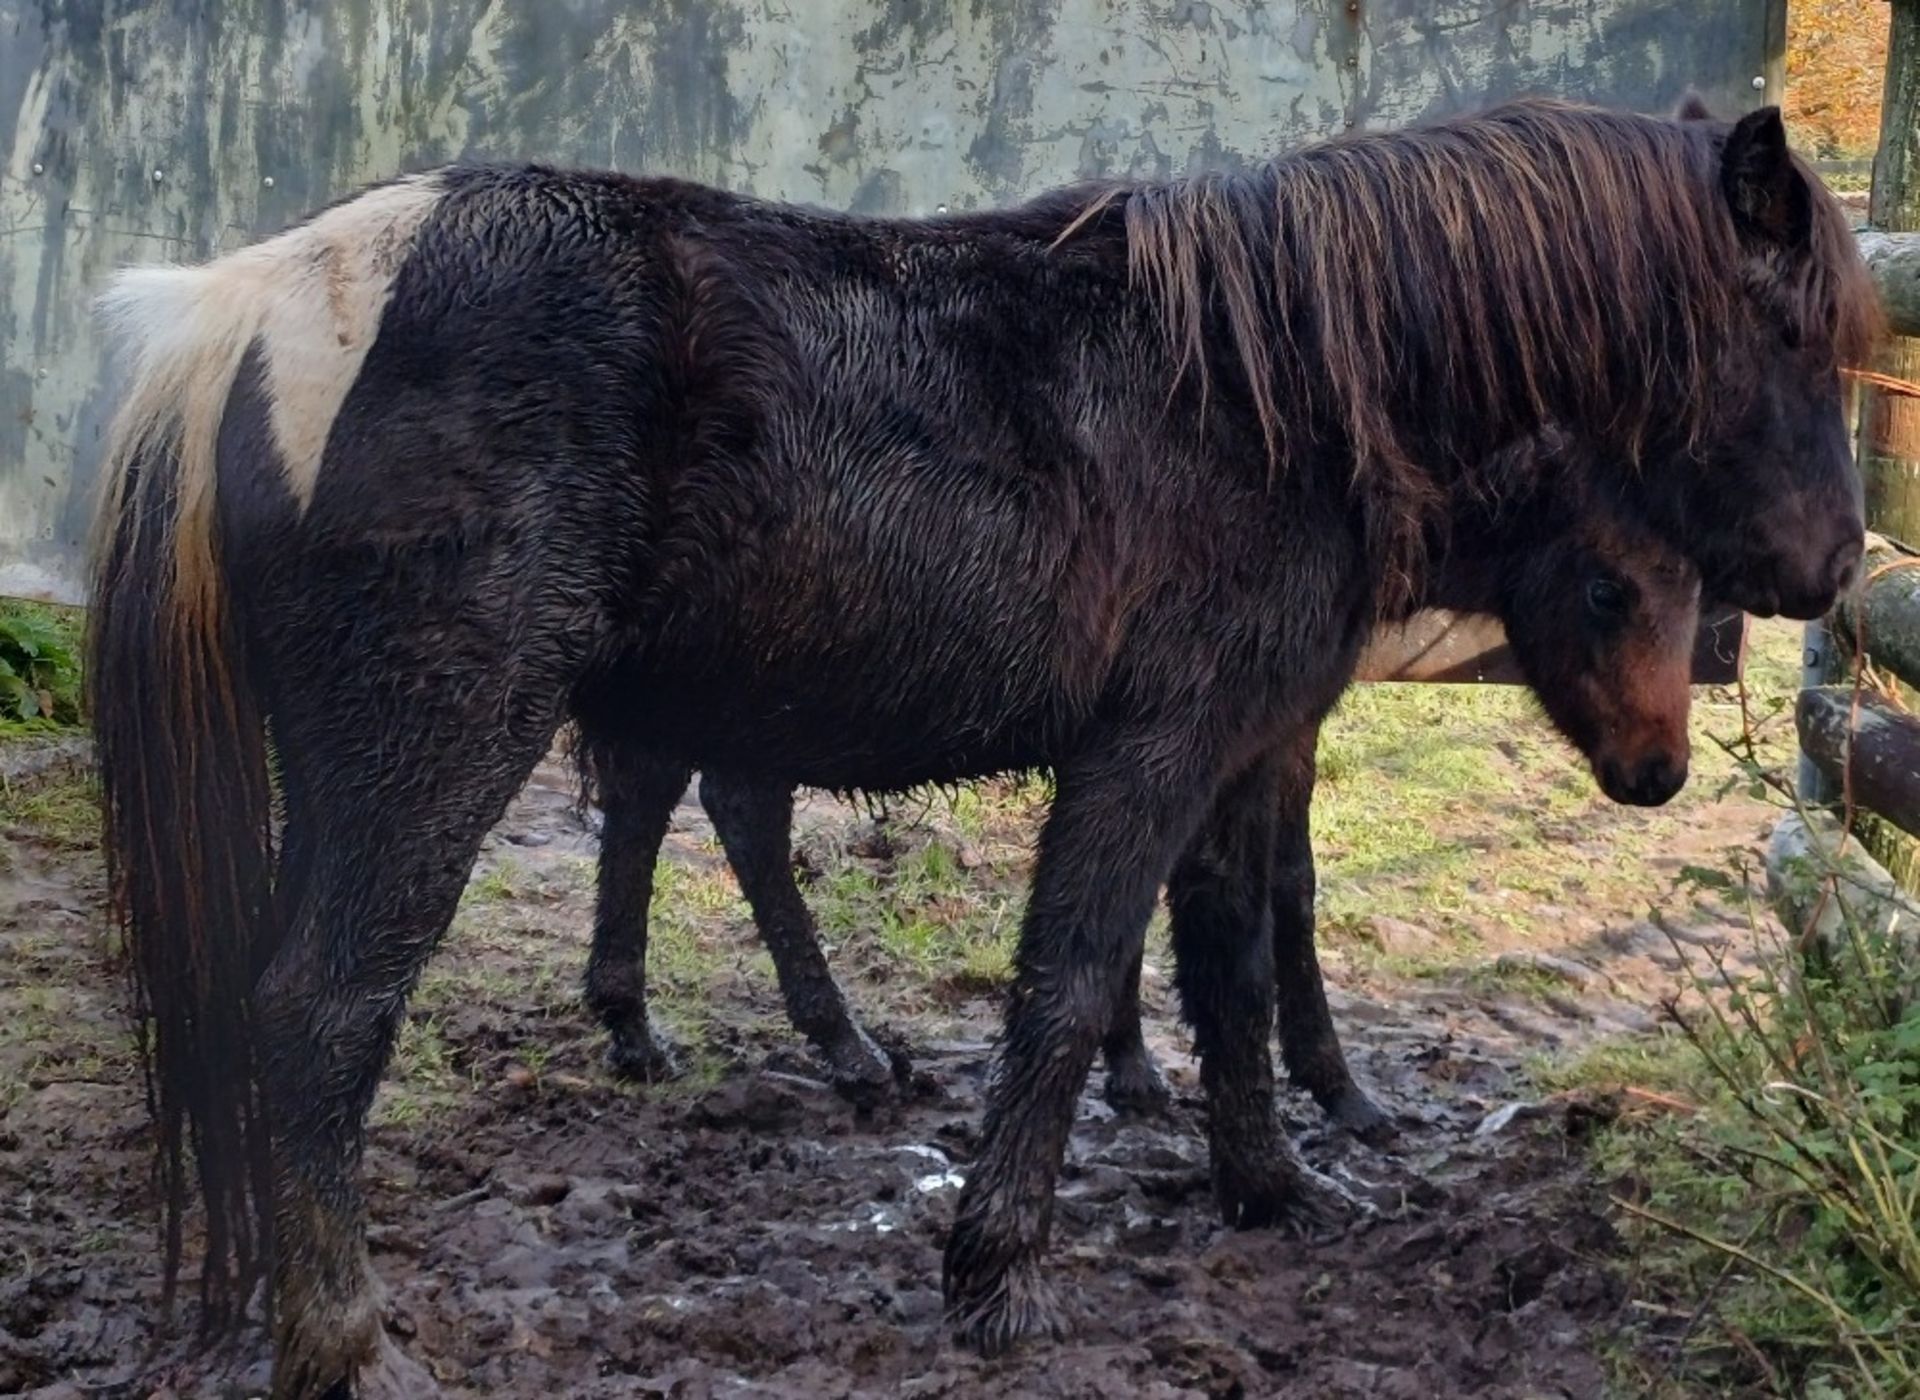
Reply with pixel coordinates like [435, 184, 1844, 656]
[0, 649, 1797, 1399]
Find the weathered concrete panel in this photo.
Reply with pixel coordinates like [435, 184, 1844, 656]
[1356, 1, 1778, 131]
[0, 1, 1779, 602]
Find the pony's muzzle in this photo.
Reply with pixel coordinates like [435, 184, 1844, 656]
[1598, 750, 1689, 807]
[1768, 531, 1864, 622]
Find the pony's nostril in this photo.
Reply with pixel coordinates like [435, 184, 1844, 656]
[1827, 537, 1865, 596]
[1631, 755, 1688, 806]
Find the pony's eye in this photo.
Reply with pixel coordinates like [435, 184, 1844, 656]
[1586, 577, 1630, 618]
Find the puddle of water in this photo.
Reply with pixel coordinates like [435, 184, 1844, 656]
[824, 1202, 904, 1234]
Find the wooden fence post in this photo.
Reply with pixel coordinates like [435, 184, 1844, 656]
[1863, 0, 1920, 540]
[1772, 5, 1920, 937]
[1870, 0, 1919, 233]
[1841, 0, 1920, 883]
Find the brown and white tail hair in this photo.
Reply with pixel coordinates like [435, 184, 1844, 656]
[86, 173, 443, 1326]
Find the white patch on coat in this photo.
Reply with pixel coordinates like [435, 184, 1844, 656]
[98, 174, 444, 512]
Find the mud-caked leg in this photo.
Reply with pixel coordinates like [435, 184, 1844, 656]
[1100, 955, 1172, 1115]
[1267, 725, 1395, 1142]
[258, 672, 568, 1398]
[581, 744, 693, 1082]
[698, 771, 900, 1103]
[1170, 749, 1356, 1234]
[944, 733, 1218, 1354]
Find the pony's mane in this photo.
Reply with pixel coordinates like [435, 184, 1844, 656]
[1063, 98, 1881, 602]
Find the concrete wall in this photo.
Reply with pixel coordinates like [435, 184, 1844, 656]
[0, 0, 1781, 602]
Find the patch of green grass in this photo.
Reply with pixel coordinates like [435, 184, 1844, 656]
[373, 1013, 465, 1127]
[653, 861, 748, 921]
[1313, 684, 1534, 922]
[1327, 914, 1486, 979]
[461, 857, 528, 907]
[646, 861, 750, 1000]
[0, 993, 136, 1115]
[804, 834, 1022, 996]
[76, 1225, 120, 1255]
[1529, 1031, 1706, 1103]
[0, 768, 99, 850]
[1694, 618, 1806, 788]
[414, 940, 568, 1019]
[1302, 619, 1807, 942]
[947, 773, 1052, 843]
[944, 933, 1016, 996]
[1458, 959, 1576, 1001]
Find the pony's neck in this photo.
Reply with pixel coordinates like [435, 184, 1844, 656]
[1103, 100, 1764, 617]
[1394, 481, 1549, 621]
[1390, 538, 1501, 621]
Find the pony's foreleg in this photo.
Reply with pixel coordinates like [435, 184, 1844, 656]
[1267, 724, 1395, 1142]
[698, 772, 901, 1104]
[1098, 951, 1172, 1116]
[1169, 747, 1357, 1236]
[582, 745, 693, 1082]
[257, 663, 568, 1399]
[943, 728, 1217, 1354]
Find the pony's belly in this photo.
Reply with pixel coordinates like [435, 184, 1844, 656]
[581, 658, 1068, 792]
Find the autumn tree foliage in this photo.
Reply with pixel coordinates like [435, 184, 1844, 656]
[1786, 0, 1892, 157]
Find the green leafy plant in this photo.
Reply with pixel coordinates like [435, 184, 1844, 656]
[0, 603, 81, 726]
[1623, 871, 1920, 1395]
[1593, 663, 1920, 1396]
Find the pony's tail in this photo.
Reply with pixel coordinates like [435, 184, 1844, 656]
[88, 265, 279, 1330]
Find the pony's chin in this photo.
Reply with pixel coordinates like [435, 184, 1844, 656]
[1711, 538, 1862, 622]
[1712, 583, 1782, 621]
[1770, 589, 1839, 623]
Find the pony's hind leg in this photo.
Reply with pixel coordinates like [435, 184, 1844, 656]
[699, 772, 900, 1104]
[1169, 748, 1357, 1235]
[1268, 725, 1395, 1143]
[580, 742, 693, 1082]
[257, 646, 574, 1398]
[1100, 954, 1172, 1115]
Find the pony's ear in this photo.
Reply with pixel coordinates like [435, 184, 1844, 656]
[1720, 106, 1812, 248]
[1674, 91, 1713, 122]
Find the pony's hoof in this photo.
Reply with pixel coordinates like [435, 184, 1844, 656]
[1324, 1086, 1398, 1146]
[349, 1334, 442, 1399]
[823, 1025, 904, 1108]
[1213, 1150, 1364, 1240]
[1103, 1053, 1173, 1117]
[272, 1322, 436, 1400]
[945, 1254, 1066, 1358]
[605, 1026, 685, 1084]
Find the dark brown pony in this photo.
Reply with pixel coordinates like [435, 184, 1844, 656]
[577, 447, 1704, 1134]
[89, 98, 1873, 1394]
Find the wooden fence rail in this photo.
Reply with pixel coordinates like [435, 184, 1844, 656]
[1797, 686, 1920, 840]
[1833, 538, 1920, 681]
